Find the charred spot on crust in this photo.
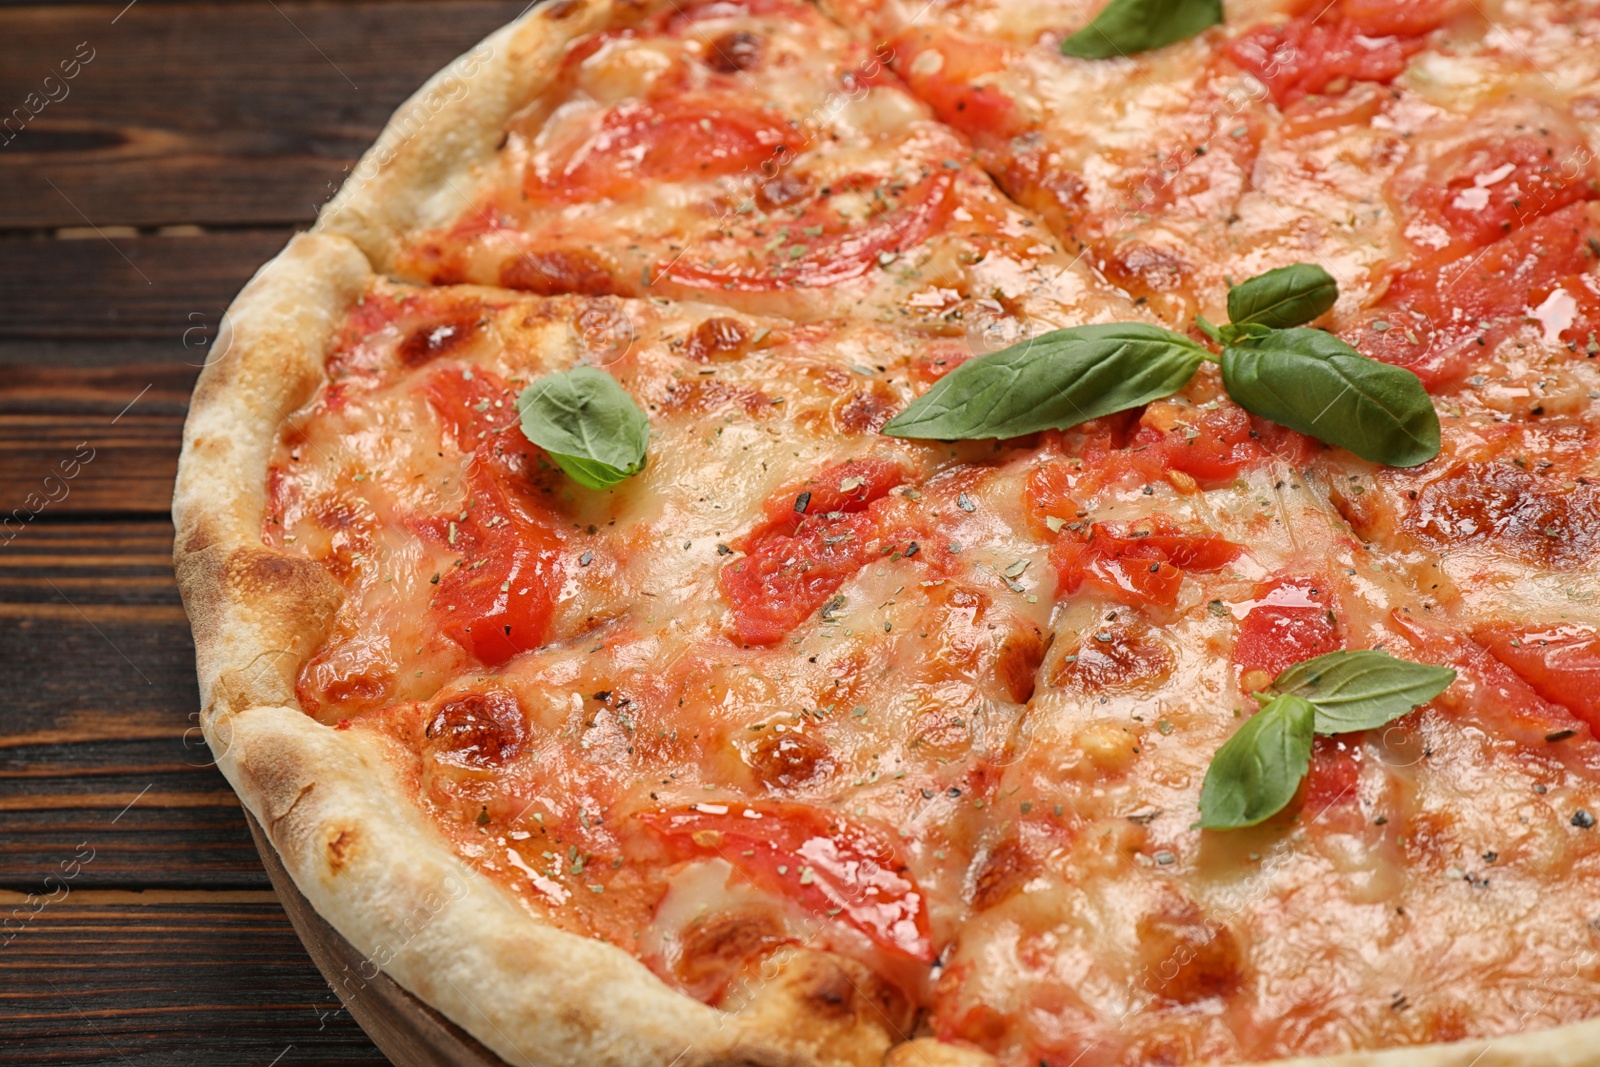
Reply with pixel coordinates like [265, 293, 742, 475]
[325, 826, 358, 875]
[783, 950, 914, 1034]
[499, 249, 620, 297]
[706, 30, 764, 73]
[746, 729, 832, 791]
[234, 549, 304, 592]
[971, 838, 1036, 911]
[832, 382, 899, 435]
[225, 548, 343, 623]
[425, 689, 528, 767]
[1051, 621, 1173, 693]
[1135, 894, 1244, 1005]
[397, 316, 481, 367]
[674, 906, 791, 1003]
[684, 316, 753, 362]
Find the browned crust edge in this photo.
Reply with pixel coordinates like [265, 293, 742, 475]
[311, 0, 627, 272]
[171, 2, 1600, 1066]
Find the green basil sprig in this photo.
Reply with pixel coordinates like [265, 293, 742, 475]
[1198, 693, 1314, 831]
[517, 366, 649, 490]
[880, 323, 1207, 440]
[1221, 330, 1440, 468]
[882, 263, 1443, 469]
[1225, 263, 1338, 333]
[1275, 650, 1457, 733]
[1061, 0, 1223, 59]
[1198, 650, 1456, 830]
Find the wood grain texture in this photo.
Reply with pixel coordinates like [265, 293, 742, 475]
[0, 521, 264, 891]
[0, 891, 388, 1066]
[0, 231, 290, 513]
[0, 0, 527, 230]
[0, 230, 294, 339]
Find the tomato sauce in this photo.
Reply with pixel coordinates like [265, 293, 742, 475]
[638, 802, 934, 961]
[718, 459, 924, 644]
[1227, 0, 1464, 107]
[1231, 575, 1341, 684]
[1051, 516, 1240, 610]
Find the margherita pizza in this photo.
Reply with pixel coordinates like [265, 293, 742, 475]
[172, 1, 1600, 1065]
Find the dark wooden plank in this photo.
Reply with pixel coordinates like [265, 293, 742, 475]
[0, 229, 292, 339]
[0, 0, 528, 230]
[0, 358, 195, 516]
[0, 230, 291, 513]
[0, 892, 387, 1065]
[0, 520, 270, 890]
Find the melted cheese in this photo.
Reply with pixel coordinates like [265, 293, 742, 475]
[393, 0, 1141, 337]
[267, 0, 1600, 1063]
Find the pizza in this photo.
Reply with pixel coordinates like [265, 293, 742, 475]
[170, 0, 1600, 1065]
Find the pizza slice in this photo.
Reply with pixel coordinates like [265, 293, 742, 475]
[318, 0, 1136, 339]
[822, 0, 1600, 327]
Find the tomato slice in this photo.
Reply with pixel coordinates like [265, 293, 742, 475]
[751, 457, 906, 537]
[525, 96, 791, 204]
[1339, 0, 1467, 36]
[720, 512, 882, 645]
[423, 364, 519, 450]
[638, 802, 934, 962]
[420, 460, 563, 668]
[720, 460, 916, 645]
[660, 171, 954, 292]
[1226, 0, 1452, 107]
[1399, 133, 1597, 267]
[418, 365, 563, 668]
[1158, 405, 1264, 485]
[1476, 625, 1600, 731]
[888, 32, 1021, 145]
[1231, 576, 1341, 682]
[1302, 736, 1362, 819]
[1392, 611, 1594, 749]
[1051, 517, 1240, 609]
[1354, 203, 1600, 386]
[1053, 538, 1182, 607]
[1025, 408, 1275, 526]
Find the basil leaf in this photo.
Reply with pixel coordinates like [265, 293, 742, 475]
[880, 323, 1206, 440]
[1198, 694, 1315, 830]
[517, 367, 649, 490]
[1217, 321, 1274, 345]
[1221, 329, 1441, 467]
[1060, 0, 1223, 59]
[1226, 264, 1338, 331]
[1274, 650, 1456, 733]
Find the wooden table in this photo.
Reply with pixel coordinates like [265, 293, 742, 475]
[0, 3, 526, 1061]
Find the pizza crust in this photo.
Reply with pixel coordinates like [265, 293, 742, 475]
[171, 5, 1600, 1066]
[174, 232, 914, 1067]
[313, 0, 623, 274]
